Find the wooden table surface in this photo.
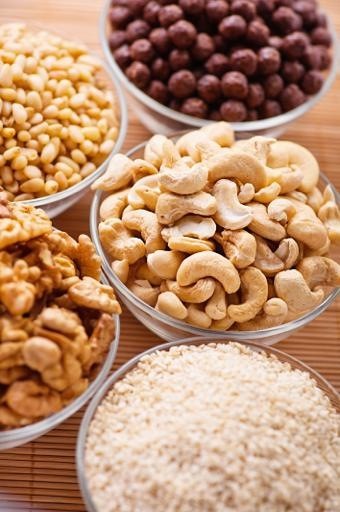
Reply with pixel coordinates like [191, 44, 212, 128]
[0, 0, 339, 510]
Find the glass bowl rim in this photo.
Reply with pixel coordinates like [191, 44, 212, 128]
[76, 336, 339, 512]
[90, 135, 340, 340]
[99, 0, 339, 132]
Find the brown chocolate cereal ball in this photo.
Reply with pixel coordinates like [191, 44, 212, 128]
[230, 48, 257, 76]
[143, 1, 161, 25]
[205, 53, 229, 76]
[191, 33, 216, 62]
[303, 45, 323, 69]
[126, 61, 151, 88]
[231, 0, 257, 21]
[246, 82, 265, 108]
[108, 31, 127, 51]
[293, 1, 318, 28]
[109, 6, 132, 28]
[246, 109, 259, 120]
[159, 4, 184, 27]
[281, 60, 305, 82]
[181, 97, 208, 118]
[220, 99, 247, 121]
[259, 99, 282, 117]
[213, 35, 227, 52]
[279, 83, 306, 111]
[311, 27, 332, 47]
[149, 28, 171, 54]
[257, 47, 281, 74]
[315, 11, 327, 28]
[219, 15, 247, 41]
[114, 44, 131, 68]
[179, 0, 205, 16]
[263, 73, 284, 98]
[169, 98, 181, 110]
[169, 49, 191, 70]
[269, 36, 283, 50]
[130, 38, 155, 63]
[147, 80, 169, 103]
[129, 0, 149, 16]
[206, 0, 229, 23]
[151, 58, 171, 81]
[247, 20, 270, 46]
[317, 45, 331, 70]
[209, 109, 223, 121]
[126, 20, 151, 43]
[221, 71, 249, 99]
[197, 74, 222, 103]
[256, 0, 275, 16]
[168, 20, 197, 49]
[301, 69, 323, 94]
[168, 70, 196, 98]
[281, 32, 309, 59]
[272, 7, 303, 35]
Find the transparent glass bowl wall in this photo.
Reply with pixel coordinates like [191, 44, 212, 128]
[0, 311, 120, 451]
[77, 337, 340, 512]
[90, 136, 340, 345]
[99, 0, 339, 137]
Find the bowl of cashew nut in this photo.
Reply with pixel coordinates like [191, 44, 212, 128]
[90, 121, 340, 344]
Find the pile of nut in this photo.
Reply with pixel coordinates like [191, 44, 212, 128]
[0, 194, 120, 429]
[94, 121, 340, 331]
[0, 23, 120, 201]
[108, 0, 332, 121]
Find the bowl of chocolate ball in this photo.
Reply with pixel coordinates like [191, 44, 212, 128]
[100, 0, 338, 136]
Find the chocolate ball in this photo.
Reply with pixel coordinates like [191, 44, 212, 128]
[221, 71, 249, 99]
[258, 47, 281, 75]
[206, 0, 229, 23]
[179, 0, 205, 15]
[293, 1, 318, 28]
[197, 74, 222, 103]
[147, 80, 169, 103]
[301, 69, 323, 94]
[168, 20, 197, 49]
[126, 61, 151, 88]
[247, 109, 259, 121]
[109, 6, 132, 28]
[263, 74, 284, 98]
[130, 38, 155, 63]
[213, 35, 227, 52]
[220, 99, 247, 121]
[205, 53, 229, 76]
[231, 0, 256, 21]
[256, 0, 275, 16]
[149, 28, 171, 54]
[272, 7, 303, 35]
[269, 36, 283, 51]
[129, 0, 149, 16]
[191, 33, 215, 62]
[210, 109, 223, 121]
[281, 60, 305, 82]
[169, 49, 191, 70]
[143, 1, 161, 25]
[246, 82, 265, 108]
[316, 12, 328, 28]
[279, 83, 306, 111]
[247, 20, 270, 46]
[281, 32, 309, 59]
[317, 45, 331, 70]
[158, 4, 184, 27]
[113, 44, 131, 68]
[259, 99, 282, 118]
[108, 31, 127, 51]
[151, 58, 171, 81]
[303, 45, 324, 69]
[168, 70, 196, 98]
[169, 98, 181, 110]
[126, 20, 151, 43]
[310, 27, 332, 47]
[230, 48, 257, 76]
[219, 15, 247, 40]
[181, 97, 208, 118]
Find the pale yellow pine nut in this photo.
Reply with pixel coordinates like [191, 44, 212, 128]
[1, 166, 14, 185]
[2, 127, 15, 139]
[12, 103, 28, 124]
[99, 139, 114, 154]
[22, 148, 38, 161]
[0, 156, 5, 167]
[55, 79, 72, 96]
[55, 162, 73, 178]
[26, 90, 42, 110]
[4, 139, 17, 150]
[28, 74, 44, 91]
[42, 104, 58, 118]
[15, 193, 34, 201]
[54, 170, 68, 190]
[46, 123, 63, 136]
[14, 169, 26, 181]
[29, 112, 44, 125]
[58, 108, 73, 120]
[67, 173, 82, 187]
[2, 100, 12, 116]
[16, 88, 26, 105]
[0, 63, 13, 87]
[24, 57, 38, 73]
[41, 142, 58, 164]
[80, 139, 93, 155]
[38, 133, 50, 146]
[17, 130, 31, 142]
[82, 126, 100, 141]
[29, 121, 48, 137]
[68, 68, 80, 81]
[69, 111, 81, 124]
[3, 146, 21, 160]
[60, 127, 69, 139]
[5, 181, 19, 194]
[11, 155, 28, 171]
[20, 177, 45, 193]
[87, 107, 101, 118]
[80, 162, 96, 178]
[71, 148, 86, 165]
[27, 140, 39, 150]
[44, 180, 59, 195]
[69, 93, 86, 109]
[0, 88, 16, 101]
[58, 156, 79, 172]
[105, 127, 118, 141]
[24, 165, 42, 179]
[69, 125, 84, 144]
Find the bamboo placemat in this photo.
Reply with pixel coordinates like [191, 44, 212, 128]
[0, 0, 339, 510]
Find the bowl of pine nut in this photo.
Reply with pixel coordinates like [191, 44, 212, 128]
[0, 22, 128, 218]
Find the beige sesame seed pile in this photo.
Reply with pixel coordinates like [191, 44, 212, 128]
[85, 343, 340, 512]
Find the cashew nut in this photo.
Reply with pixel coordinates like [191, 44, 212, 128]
[238, 183, 255, 204]
[275, 238, 300, 269]
[253, 182, 281, 203]
[268, 165, 304, 194]
[211, 315, 235, 330]
[156, 191, 217, 225]
[205, 282, 227, 320]
[297, 256, 340, 289]
[128, 279, 160, 306]
[227, 267, 268, 323]
[234, 136, 275, 164]
[155, 291, 187, 320]
[287, 190, 307, 203]
[147, 250, 185, 280]
[159, 159, 208, 195]
[286, 198, 329, 250]
[212, 179, 253, 230]
[216, 229, 256, 269]
[306, 187, 323, 213]
[318, 197, 340, 244]
[127, 175, 160, 210]
[186, 304, 212, 328]
[161, 215, 216, 242]
[238, 298, 288, 331]
[274, 269, 324, 314]
[176, 251, 240, 293]
[111, 259, 129, 284]
[130, 159, 158, 181]
[254, 235, 284, 276]
[144, 134, 173, 168]
[176, 122, 234, 161]
[248, 202, 286, 241]
[99, 218, 146, 264]
[168, 236, 215, 253]
[135, 261, 162, 286]
[99, 189, 129, 221]
[267, 197, 296, 224]
[122, 209, 166, 254]
[166, 278, 215, 303]
[92, 154, 133, 192]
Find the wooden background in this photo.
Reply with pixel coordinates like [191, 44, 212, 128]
[0, 0, 339, 510]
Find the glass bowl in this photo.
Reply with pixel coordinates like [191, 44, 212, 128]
[0, 307, 120, 451]
[90, 136, 340, 345]
[76, 337, 339, 512]
[99, 1, 339, 137]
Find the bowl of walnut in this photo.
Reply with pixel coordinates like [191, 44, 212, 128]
[0, 195, 121, 449]
[90, 121, 340, 344]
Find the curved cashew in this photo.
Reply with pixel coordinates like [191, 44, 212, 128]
[238, 183, 255, 204]
[128, 279, 160, 307]
[248, 202, 286, 241]
[211, 315, 235, 330]
[168, 236, 215, 253]
[306, 187, 323, 213]
[318, 198, 340, 244]
[155, 291, 187, 320]
[161, 215, 216, 242]
[286, 199, 329, 250]
[234, 136, 275, 164]
[135, 261, 162, 286]
[238, 298, 288, 331]
[267, 197, 296, 224]
[147, 250, 185, 280]
[159, 160, 208, 195]
[176, 251, 240, 293]
[254, 235, 284, 276]
[99, 188, 129, 221]
[253, 182, 281, 203]
[186, 304, 212, 329]
[166, 278, 215, 303]
[274, 269, 324, 314]
[227, 267, 268, 323]
[201, 121, 235, 147]
[205, 282, 227, 320]
[92, 154, 133, 192]
[304, 237, 331, 257]
[99, 218, 145, 264]
[275, 238, 300, 269]
[111, 259, 129, 284]
[130, 159, 158, 181]
[287, 190, 307, 203]
[216, 229, 256, 269]
[266, 165, 304, 194]
[176, 122, 234, 161]
[212, 179, 252, 230]
[267, 141, 319, 193]
[122, 209, 165, 254]
[156, 191, 217, 225]
[127, 175, 160, 210]
[297, 256, 340, 290]
[144, 134, 173, 168]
